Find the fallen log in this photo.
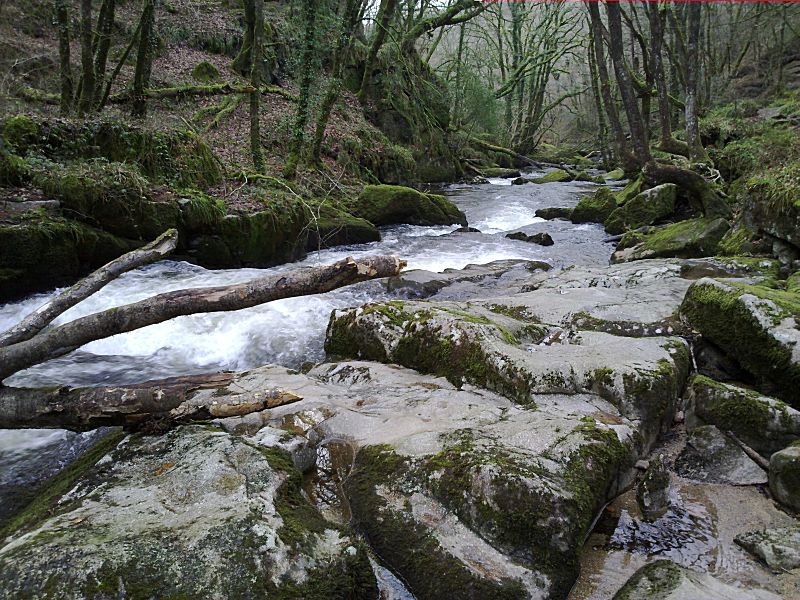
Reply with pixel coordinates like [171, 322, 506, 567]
[0, 229, 178, 348]
[0, 253, 405, 382]
[468, 137, 540, 167]
[0, 373, 304, 430]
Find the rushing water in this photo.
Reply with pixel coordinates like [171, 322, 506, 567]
[0, 172, 613, 388]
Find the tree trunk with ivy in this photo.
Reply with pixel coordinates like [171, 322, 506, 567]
[132, 0, 155, 118]
[284, 0, 319, 178]
[358, 0, 397, 101]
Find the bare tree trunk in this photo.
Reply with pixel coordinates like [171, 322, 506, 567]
[0, 373, 305, 430]
[132, 0, 155, 118]
[685, 1, 705, 160]
[648, 2, 683, 155]
[605, 0, 651, 169]
[249, 0, 266, 171]
[586, 2, 631, 170]
[0, 255, 404, 382]
[587, 31, 610, 167]
[0, 230, 178, 348]
[77, 0, 95, 115]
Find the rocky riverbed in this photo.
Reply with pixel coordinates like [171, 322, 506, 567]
[2, 252, 799, 599]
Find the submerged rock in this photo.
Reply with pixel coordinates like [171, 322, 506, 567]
[529, 168, 572, 184]
[736, 526, 800, 572]
[505, 231, 554, 246]
[612, 560, 781, 599]
[349, 184, 467, 227]
[681, 278, 800, 407]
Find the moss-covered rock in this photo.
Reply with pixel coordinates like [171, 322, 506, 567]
[613, 174, 644, 206]
[33, 160, 181, 240]
[681, 278, 800, 407]
[571, 187, 616, 224]
[0, 215, 139, 302]
[188, 201, 310, 268]
[535, 207, 572, 220]
[686, 374, 800, 457]
[349, 184, 466, 227]
[176, 188, 227, 233]
[306, 203, 380, 250]
[770, 442, 800, 512]
[604, 168, 625, 181]
[191, 60, 221, 82]
[481, 167, 521, 178]
[604, 183, 677, 235]
[717, 224, 764, 256]
[0, 426, 378, 599]
[742, 161, 800, 251]
[611, 218, 730, 263]
[2, 115, 222, 189]
[529, 168, 572, 184]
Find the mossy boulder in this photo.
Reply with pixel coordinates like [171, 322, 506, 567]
[604, 168, 625, 181]
[306, 203, 381, 250]
[0, 150, 30, 186]
[0, 215, 138, 302]
[191, 60, 221, 83]
[681, 278, 800, 407]
[535, 207, 572, 220]
[0, 426, 378, 599]
[2, 115, 222, 189]
[604, 183, 677, 235]
[717, 224, 764, 256]
[613, 560, 779, 599]
[187, 203, 310, 268]
[571, 187, 616, 224]
[686, 374, 800, 457]
[33, 160, 181, 240]
[770, 442, 800, 512]
[613, 174, 643, 206]
[176, 189, 226, 233]
[742, 162, 800, 251]
[349, 184, 466, 227]
[528, 168, 572, 184]
[481, 167, 520, 178]
[611, 218, 730, 263]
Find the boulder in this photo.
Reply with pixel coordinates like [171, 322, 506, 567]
[571, 187, 616, 224]
[191, 60, 221, 83]
[349, 185, 467, 227]
[612, 560, 781, 599]
[535, 207, 572, 220]
[769, 442, 800, 511]
[604, 183, 678, 235]
[452, 226, 481, 233]
[0, 425, 378, 599]
[686, 374, 800, 457]
[636, 456, 670, 518]
[528, 168, 572, 184]
[681, 278, 800, 407]
[505, 231, 554, 246]
[604, 167, 625, 181]
[742, 162, 800, 251]
[306, 204, 380, 250]
[511, 177, 529, 185]
[735, 526, 800, 571]
[674, 425, 767, 485]
[611, 218, 730, 263]
[481, 167, 521, 178]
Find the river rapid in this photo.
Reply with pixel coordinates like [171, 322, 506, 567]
[0, 172, 612, 389]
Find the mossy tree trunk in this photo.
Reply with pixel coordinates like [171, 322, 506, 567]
[54, 0, 73, 115]
[232, 0, 256, 76]
[358, 0, 397, 101]
[77, 0, 95, 115]
[587, 31, 610, 168]
[284, 0, 319, 178]
[309, 0, 361, 166]
[132, 0, 155, 118]
[685, 1, 707, 161]
[249, 0, 266, 172]
[92, 0, 117, 109]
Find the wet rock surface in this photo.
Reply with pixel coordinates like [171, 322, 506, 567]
[674, 425, 767, 486]
[736, 526, 800, 572]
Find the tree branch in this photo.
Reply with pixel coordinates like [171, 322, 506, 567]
[0, 255, 405, 382]
[0, 229, 178, 349]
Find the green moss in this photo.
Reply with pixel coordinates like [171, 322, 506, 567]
[177, 188, 226, 232]
[604, 184, 677, 235]
[529, 168, 571, 184]
[0, 429, 125, 540]
[620, 218, 730, 259]
[612, 560, 683, 599]
[682, 280, 800, 407]
[2, 114, 40, 153]
[485, 304, 540, 322]
[690, 374, 772, 434]
[349, 184, 466, 227]
[0, 150, 30, 186]
[571, 187, 616, 224]
[191, 60, 221, 83]
[613, 174, 643, 206]
[604, 168, 625, 181]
